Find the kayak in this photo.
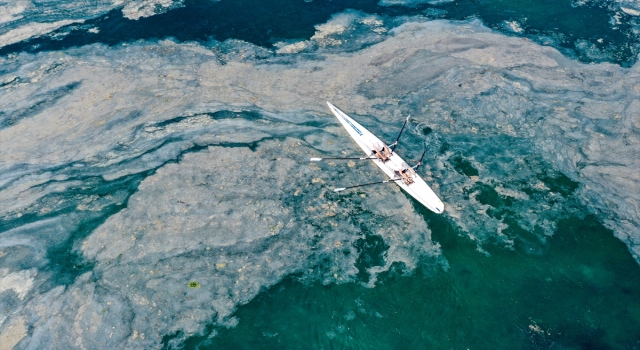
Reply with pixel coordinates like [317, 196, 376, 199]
[326, 102, 445, 214]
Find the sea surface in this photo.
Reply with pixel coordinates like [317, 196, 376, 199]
[1, 0, 640, 349]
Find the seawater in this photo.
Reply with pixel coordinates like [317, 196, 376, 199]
[1, 0, 640, 349]
[1, 0, 638, 65]
[185, 216, 640, 349]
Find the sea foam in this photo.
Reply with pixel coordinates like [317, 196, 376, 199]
[1, 14, 639, 348]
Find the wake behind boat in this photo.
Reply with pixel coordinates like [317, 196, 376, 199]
[312, 102, 444, 214]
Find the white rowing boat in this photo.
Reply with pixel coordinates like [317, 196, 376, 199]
[319, 102, 444, 214]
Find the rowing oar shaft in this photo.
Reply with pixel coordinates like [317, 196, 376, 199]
[391, 115, 410, 153]
[310, 157, 375, 161]
[414, 149, 427, 171]
[334, 178, 402, 192]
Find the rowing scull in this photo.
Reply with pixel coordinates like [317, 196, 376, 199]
[322, 102, 444, 214]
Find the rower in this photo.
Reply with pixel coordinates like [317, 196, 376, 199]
[371, 142, 392, 162]
[394, 162, 415, 185]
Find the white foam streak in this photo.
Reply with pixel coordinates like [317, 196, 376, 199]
[0, 0, 189, 48]
[0, 0, 30, 24]
[121, 0, 185, 20]
[0, 269, 37, 300]
[0, 19, 82, 47]
[621, 6, 640, 15]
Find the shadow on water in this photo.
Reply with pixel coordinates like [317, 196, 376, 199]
[0, 0, 637, 65]
[173, 201, 640, 349]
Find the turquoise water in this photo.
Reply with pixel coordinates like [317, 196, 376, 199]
[178, 210, 640, 349]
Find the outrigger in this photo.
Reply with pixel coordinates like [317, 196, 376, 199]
[311, 102, 444, 214]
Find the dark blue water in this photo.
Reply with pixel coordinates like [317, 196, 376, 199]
[1, 0, 638, 65]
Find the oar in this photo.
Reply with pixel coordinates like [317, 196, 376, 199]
[413, 150, 427, 171]
[334, 178, 402, 192]
[310, 157, 376, 162]
[391, 116, 410, 153]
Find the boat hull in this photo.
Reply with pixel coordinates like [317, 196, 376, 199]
[326, 102, 444, 214]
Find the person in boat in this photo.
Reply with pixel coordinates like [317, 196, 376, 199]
[371, 142, 392, 162]
[394, 162, 415, 185]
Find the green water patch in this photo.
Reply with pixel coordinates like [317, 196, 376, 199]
[438, 141, 451, 155]
[353, 221, 390, 284]
[536, 170, 579, 196]
[177, 210, 640, 349]
[466, 182, 512, 208]
[452, 155, 480, 178]
[187, 281, 201, 289]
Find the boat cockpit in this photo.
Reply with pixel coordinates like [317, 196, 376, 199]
[372, 142, 392, 162]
